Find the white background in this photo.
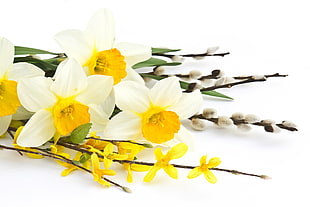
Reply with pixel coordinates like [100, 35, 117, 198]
[0, 0, 309, 206]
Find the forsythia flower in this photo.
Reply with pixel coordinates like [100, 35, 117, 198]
[90, 153, 116, 186]
[88, 143, 128, 169]
[144, 143, 188, 182]
[55, 8, 151, 85]
[104, 77, 203, 147]
[117, 142, 150, 183]
[16, 58, 113, 147]
[187, 155, 221, 184]
[0, 37, 44, 135]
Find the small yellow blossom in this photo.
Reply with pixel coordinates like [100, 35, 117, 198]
[143, 143, 188, 182]
[187, 155, 221, 184]
[83, 132, 109, 151]
[90, 153, 116, 186]
[57, 151, 80, 176]
[117, 142, 150, 183]
[88, 143, 128, 169]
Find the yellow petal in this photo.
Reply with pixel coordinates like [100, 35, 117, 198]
[143, 166, 160, 182]
[104, 143, 115, 154]
[166, 143, 188, 160]
[187, 167, 202, 179]
[154, 147, 164, 161]
[200, 155, 207, 165]
[207, 157, 221, 168]
[204, 170, 218, 184]
[164, 165, 178, 179]
[131, 164, 151, 172]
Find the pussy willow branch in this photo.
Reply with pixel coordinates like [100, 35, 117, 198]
[0, 143, 128, 191]
[141, 71, 287, 93]
[199, 73, 287, 92]
[56, 140, 269, 180]
[153, 52, 230, 58]
[189, 114, 298, 132]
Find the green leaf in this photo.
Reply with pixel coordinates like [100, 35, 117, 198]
[132, 57, 181, 69]
[79, 153, 91, 163]
[14, 56, 58, 72]
[69, 123, 92, 144]
[14, 46, 59, 55]
[201, 90, 233, 100]
[152, 47, 181, 54]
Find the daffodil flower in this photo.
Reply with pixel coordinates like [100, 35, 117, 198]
[0, 37, 44, 135]
[55, 8, 151, 85]
[16, 58, 113, 147]
[104, 77, 203, 147]
[144, 143, 188, 182]
[187, 155, 221, 184]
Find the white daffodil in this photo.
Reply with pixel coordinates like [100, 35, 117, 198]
[16, 58, 114, 147]
[104, 77, 203, 147]
[54, 8, 151, 85]
[0, 37, 44, 135]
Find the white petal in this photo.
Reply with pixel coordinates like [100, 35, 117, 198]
[168, 90, 203, 119]
[0, 38, 14, 77]
[100, 90, 115, 117]
[0, 115, 12, 135]
[150, 77, 182, 107]
[17, 109, 56, 147]
[114, 81, 150, 113]
[115, 42, 152, 67]
[9, 62, 44, 81]
[17, 77, 56, 112]
[121, 67, 144, 85]
[51, 59, 87, 97]
[88, 104, 110, 132]
[75, 75, 113, 105]
[54, 29, 94, 65]
[104, 111, 142, 140]
[165, 125, 195, 150]
[12, 106, 33, 120]
[86, 8, 115, 51]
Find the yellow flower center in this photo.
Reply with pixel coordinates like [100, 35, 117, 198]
[0, 79, 21, 116]
[52, 98, 90, 135]
[141, 106, 180, 144]
[84, 48, 127, 85]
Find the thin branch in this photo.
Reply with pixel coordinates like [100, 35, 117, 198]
[153, 52, 230, 59]
[200, 73, 287, 92]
